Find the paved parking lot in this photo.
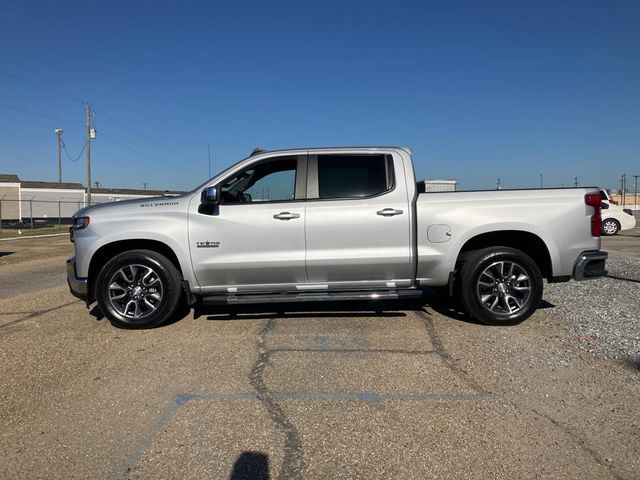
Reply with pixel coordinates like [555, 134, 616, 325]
[1, 230, 639, 479]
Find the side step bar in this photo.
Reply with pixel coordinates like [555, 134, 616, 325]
[201, 289, 424, 306]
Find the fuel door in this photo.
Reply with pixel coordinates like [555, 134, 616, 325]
[427, 224, 452, 243]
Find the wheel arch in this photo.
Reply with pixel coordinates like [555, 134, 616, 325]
[456, 230, 553, 280]
[87, 239, 183, 302]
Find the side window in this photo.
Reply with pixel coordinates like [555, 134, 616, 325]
[219, 157, 297, 203]
[317, 154, 392, 199]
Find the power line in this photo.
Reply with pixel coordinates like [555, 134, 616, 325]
[1, 68, 201, 168]
[98, 131, 202, 175]
[0, 99, 201, 176]
[92, 106, 201, 166]
[0, 69, 86, 104]
[61, 139, 85, 162]
[0, 101, 82, 126]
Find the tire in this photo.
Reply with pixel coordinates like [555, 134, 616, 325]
[95, 249, 183, 329]
[602, 219, 620, 236]
[456, 247, 543, 326]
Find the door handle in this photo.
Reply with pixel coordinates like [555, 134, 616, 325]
[376, 208, 404, 217]
[273, 212, 300, 220]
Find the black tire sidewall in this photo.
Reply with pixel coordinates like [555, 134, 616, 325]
[96, 250, 182, 329]
[458, 247, 543, 326]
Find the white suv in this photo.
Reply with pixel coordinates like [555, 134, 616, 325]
[599, 189, 637, 235]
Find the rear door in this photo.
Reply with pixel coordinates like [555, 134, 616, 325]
[304, 151, 413, 285]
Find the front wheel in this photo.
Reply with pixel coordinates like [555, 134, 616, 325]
[95, 249, 183, 329]
[457, 247, 543, 326]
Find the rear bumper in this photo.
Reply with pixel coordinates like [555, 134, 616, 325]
[573, 251, 608, 281]
[66, 255, 88, 301]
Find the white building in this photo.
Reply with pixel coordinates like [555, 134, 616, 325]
[0, 173, 184, 222]
[91, 187, 183, 204]
[20, 180, 85, 219]
[422, 179, 458, 192]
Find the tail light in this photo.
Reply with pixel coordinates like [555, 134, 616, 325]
[584, 194, 602, 237]
[623, 208, 633, 216]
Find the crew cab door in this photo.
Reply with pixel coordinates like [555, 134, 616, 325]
[189, 154, 308, 291]
[304, 151, 413, 285]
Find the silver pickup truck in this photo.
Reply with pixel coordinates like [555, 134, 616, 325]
[67, 147, 607, 328]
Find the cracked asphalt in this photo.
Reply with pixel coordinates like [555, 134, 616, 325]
[0, 235, 639, 479]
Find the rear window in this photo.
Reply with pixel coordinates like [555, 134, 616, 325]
[317, 154, 392, 199]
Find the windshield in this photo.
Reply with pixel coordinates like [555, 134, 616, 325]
[190, 154, 253, 193]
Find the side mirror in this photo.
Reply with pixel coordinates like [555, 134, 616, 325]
[201, 186, 219, 205]
[600, 202, 609, 209]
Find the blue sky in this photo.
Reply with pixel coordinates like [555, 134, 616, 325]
[1, 0, 638, 191]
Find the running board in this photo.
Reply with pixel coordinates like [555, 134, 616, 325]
[201, 289, 424, 306]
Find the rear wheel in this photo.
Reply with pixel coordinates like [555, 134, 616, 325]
[95, 249, 183, 329]
[457, 247, 543, 326]
[602, 218, 620, 236]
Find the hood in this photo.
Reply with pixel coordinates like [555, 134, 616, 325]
[72, 194, 186, 218]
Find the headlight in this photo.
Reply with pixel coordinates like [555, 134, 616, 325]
[72, 216, 90, 230]
[69, 216, 90, 242]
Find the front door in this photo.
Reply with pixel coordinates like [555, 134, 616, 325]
[189, 155, 307, 291]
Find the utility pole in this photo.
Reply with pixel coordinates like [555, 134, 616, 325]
[574, 176, 578, 188]
[496, 178, 501, 190]
[142, 182, 147, 190]
[55, 128, 63, 183]
[633, 175, 639, 209]
[620, 174, 627, 207]
[0, 194, 4, 235]
[86, 104, 93, 206]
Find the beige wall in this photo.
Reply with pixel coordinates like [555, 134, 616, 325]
[0, 185, 20, 220]
[609, 195, 640, 209]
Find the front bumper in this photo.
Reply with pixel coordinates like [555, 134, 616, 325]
[573, 251, 608, 281]
[66, 256, 88, 301]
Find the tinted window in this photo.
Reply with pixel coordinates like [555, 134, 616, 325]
[318, 154, 391, 199]
[220, 158, 297, 203]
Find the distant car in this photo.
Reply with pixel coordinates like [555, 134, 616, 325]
[600, 198, 636, 235]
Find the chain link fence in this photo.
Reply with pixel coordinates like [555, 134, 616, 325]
[0, 197, 112, 235]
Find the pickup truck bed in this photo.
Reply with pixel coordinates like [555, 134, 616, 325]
[415, 188, 603, 285]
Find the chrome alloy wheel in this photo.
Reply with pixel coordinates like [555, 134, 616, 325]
[475, 260, 532, 316]
[602, 219, 618, 235]
[108, 264, 164, 320]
